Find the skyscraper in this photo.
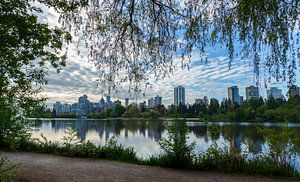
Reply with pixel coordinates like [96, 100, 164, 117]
[228, 86, 239, 104]
[174, 86, 185, 106]
[245, 86, 259, 100]
[79, 95, 89, 114]
[267, 87, 284, 99]
[125, 98, 129, 107]
[154, 95, 162, 106]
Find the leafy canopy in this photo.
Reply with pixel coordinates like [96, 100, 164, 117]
[58, 0, 300, 89]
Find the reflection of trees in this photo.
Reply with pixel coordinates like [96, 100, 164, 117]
[40, 120, 300, 156]
[188, 124, 208, 141]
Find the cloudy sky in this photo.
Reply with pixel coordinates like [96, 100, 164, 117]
[36, 3, 299, 107]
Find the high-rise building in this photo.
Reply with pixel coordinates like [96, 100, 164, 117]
[267, 87, 284, 99]
[228, 86, 239, 104]
[79, 94, 89, 114]
[174, 86, 185, 106]
[154, 95, 162, 106]
[99, 97, 105, 111]
[106, 95, 111, 110]
[125, 98, 129, 107]
[148, 98, 154, 108]
[53, 102, 63, 115]
[239, 96, 244, 105]
[245, 86, 259, 100]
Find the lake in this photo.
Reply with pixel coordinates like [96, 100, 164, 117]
[31, 119, 300, 170]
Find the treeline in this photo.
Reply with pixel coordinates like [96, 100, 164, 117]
[29, 95, 300, 122]
[168, 96, 300, 122]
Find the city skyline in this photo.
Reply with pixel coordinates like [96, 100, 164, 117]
[51, 85, 299, 110]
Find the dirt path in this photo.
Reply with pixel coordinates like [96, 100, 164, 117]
[1, 152, 296, 182]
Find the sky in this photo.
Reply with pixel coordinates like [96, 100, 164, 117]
[35, 3, 300, 107]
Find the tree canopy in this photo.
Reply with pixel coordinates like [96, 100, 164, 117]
[57, 0, 300, 90]
[0, 0, 86, 148]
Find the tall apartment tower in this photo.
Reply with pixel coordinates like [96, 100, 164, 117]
[125, 98, 129, 107]
[154, 95, 162, 106]
[174, 86, 185, 106]
[228, 86, 239, 104]
[245, 86, 259, 100]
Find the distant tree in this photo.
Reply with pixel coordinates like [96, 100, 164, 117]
[177, 103, 188, 116]
[122, 106, 140, 118]
[208, 98, 219, 115]
[114, 104, 126, 117]
[142, 109, 160, 119]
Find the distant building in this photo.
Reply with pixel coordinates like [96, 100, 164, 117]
[245, 86, 259, 100]
[174, 86, 185, 106]
[53, 102, 63, 115]
[79, 95, 89, 114]
[63, 103, 71, 113]
[154, 95, 162, 106]
[267, 87, 284, 99]
[140, 101, 146, 110]
[106, 95, 111, 110]
[53, 102, 71, 115]
[228, 86, 239, 104]
[99, 97, 105, 111]
[238, 96, 244, 105]
[148, 98, 154, 108]
[125, 98, 129, 107]
[289, 86, 300, 97]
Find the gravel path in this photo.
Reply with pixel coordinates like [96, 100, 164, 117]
[1, 152, 297, 182]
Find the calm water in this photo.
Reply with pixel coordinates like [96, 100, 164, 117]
[31, 119, 300, 170]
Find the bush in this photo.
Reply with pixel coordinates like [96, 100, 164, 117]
[0, 157, 18, 182]
[155, 123, 195, 168]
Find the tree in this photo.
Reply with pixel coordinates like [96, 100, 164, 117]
[114, 104, 126, 117]
[142, 109, 160, 119]
[208, 98, 219, 115]
[60, 0, 300, 89]
[122, 106, 140, 118]
[0, 0, 86, 149]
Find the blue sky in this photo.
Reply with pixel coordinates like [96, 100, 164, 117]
[36, 3, 300, 107]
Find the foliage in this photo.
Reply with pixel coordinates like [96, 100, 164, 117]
[122, 106, 140, 118]
[57, 0, 300, 91]
[141, 109, 160, 119]
[0, 157, 18, 182]
[9, 123, 300, 179]
[114, 104, 126, 117]
[0, 0, 85, 150]
[157, 122, 195, 168]
[61, 128, 81, 148]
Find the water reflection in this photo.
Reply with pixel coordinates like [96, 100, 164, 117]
[32, 119, 300, 159]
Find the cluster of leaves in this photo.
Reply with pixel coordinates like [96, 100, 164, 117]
[0, 0, 85, 149]
[0, 157, 18, 182]
[153, 122, 196, 168]
[210, 95, 300, 122]
[144, 122, 299, 178]
[162, 95, 300, 122]
[21, 128, 139, 163]
[57, 0, 300, 91]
